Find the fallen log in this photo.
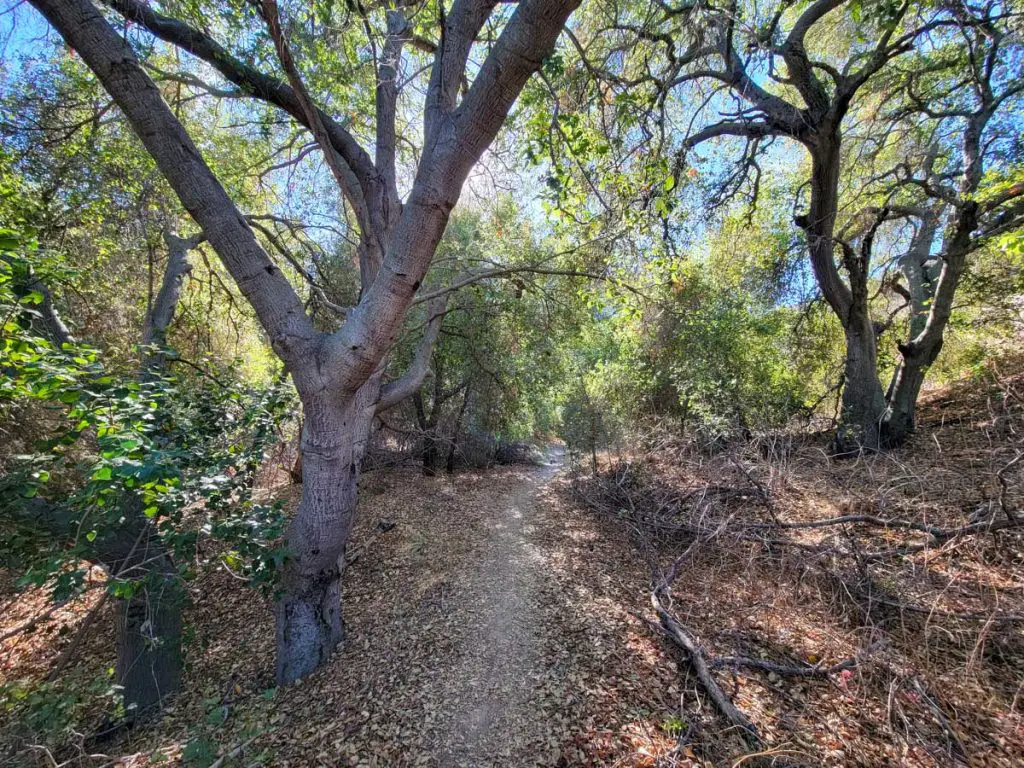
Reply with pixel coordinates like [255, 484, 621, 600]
[711, 640, 887, 678]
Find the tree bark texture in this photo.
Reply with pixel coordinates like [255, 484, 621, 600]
[275, 374, 381, 684]
[836, 314, 887, 454]
[115, 552, 183, 717]
[140, 231, 197, 377]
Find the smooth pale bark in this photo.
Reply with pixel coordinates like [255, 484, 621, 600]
[27, 270, 75, 348]
[2, 255, 76, 347]
[880, 201, 977, 443]
[140, 231, 199, 377]
[28, 0, 317, 374]
[880, 80, 1012, 445]
[114, 231, 202, 711]
[880, 205, 942, 444]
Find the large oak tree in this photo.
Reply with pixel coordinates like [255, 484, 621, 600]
[29, 0, 580, 685]
[565, 0, 1024, 451]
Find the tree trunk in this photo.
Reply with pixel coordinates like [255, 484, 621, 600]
[88, 502, 186, 719]
[289, 419, 304, 484]
[880, 201, 944, 446]
[422, 433, 439, 477]
[802, 137, 890, 454]
[11, 248, 189, 717]
[446, 384, 470, 475]
[274, 377, 379, 685]
[835, 312, 887, 454]
[882, 342, 941, 446]
[412, 389, 440, 477]
[116, 553, 183, 718]
[880, 198, 976, 447]
[140, 231, 195, 378]
[16, 499, 186, 716]
[800, 136, 883, 454]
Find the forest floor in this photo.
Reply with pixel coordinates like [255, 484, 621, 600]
[3, 362, 1024, 767]
[2, 444, 682, 767]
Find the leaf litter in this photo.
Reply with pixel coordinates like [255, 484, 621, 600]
[2, 366, 1024, 767]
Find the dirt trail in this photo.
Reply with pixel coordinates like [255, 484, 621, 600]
[1, 446, 661, 766]
[432, 447, 565, 766]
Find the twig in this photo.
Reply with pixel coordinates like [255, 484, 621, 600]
[208, 730, 273, 768]
[711, 640, 887, 678]
[0, 584, 103, 644]
[342, 519, 397, 568]
[864, 594, 1024, 623]
[747, 513, 1022, 542]
[996, 452, 1022, 524]
[731, 745, 811, 767]
[648, 589, 763, 747]
[47, 592, 110, 681]
[910, 678, 969, 764]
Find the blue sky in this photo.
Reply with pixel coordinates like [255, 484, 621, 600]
[0, 2, 51, 62]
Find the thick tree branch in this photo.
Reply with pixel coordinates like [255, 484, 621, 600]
[140, 230, 202, 376]
[424, 0, 500, 141]
[33, 0, 317, 370]
[375, 296, 447, 414]
[781, 0, 844, 115]
[322, 0, 579, 396]
[103, 0, 377, 213]
[258, 0, 373, 241]
[682, 119, 778, 149]
[376, 7, 408, 213]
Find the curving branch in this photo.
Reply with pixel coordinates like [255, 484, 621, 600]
[321, 0, 580, 397]
[258, 0, 373, 240]
[375, 296, 448, 414]
[140, 229, 203, 376]
[102, 0, 377, 214]
[424, 0, 500, 141]
[780, 0, 845, 115]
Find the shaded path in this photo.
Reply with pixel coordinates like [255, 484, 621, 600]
[432, 447, 565, 766]
[91, 446, 660, 766]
